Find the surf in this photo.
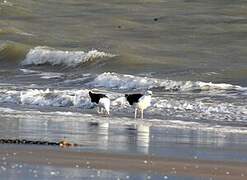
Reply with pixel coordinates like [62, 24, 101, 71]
[21, 46, 115, 67]
[87, 72, 245, 92]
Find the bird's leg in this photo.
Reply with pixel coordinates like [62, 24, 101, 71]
[103, 108, 108, 116]
[97, 106, 100, 114]
[134, 108, 137, 119]
[102, 109, 110, 117]
[106, 109, 110, 116]
[141, 109, 144, 119]
[99, 107, 103, 114]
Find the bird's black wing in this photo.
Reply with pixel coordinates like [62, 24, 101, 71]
[125, 94, 143, 105]
[89, 92, 108, 104]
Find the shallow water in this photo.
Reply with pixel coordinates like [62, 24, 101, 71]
[1, 110, 247, 163]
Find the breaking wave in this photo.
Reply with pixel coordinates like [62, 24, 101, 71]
[0, 27, 33, 36]
[0, 41, 29, 63]
[0, 0, 13, 6]
[87, 72, 245, 92]
[0, 88, 92, 108]
[0, 86, 246, 123]
[21, 46, 115, 67]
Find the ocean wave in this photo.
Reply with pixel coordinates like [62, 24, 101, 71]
[0, 87, 246, 122]
[88, 72, 244, 92]
[0, 0, 13, 6]
[0, 41, 29, 62]
[111, 96, 247, 122]
[0, 88, 93, 108]
[21, 46, 115, 67]
[19, 68, 63, 79]
[0, 27, 33, 36]
[151, 97, 247, 121]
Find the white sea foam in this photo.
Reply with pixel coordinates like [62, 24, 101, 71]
[110, 95, 246, 122]
[21, 89, 94, 108]
[0, 0, 13, 6]
[20, 68, 62, 79]
[19, 68, 39, 74]
[40, 72, 63, 79]
[0, 89, 20, 104]
[0, 85, 246, 122]
[88, 72, 244, 92]
[21, 46, 115, 67]
[0, 88, 93, 108]
[151, 97, 247, 121]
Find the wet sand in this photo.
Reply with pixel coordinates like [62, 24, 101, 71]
[0, 145, 247, 180]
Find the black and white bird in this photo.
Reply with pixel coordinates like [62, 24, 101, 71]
[125, 90, 152, 119]
[89, 91, 110, 115]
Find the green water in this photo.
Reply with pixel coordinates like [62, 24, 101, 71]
[0, 0, 247, 84]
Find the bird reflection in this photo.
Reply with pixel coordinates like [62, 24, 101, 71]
[126, 124, 150, 154]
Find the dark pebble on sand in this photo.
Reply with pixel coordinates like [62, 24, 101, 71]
[0, 138, 72, 147]
[89, 122, 99, 126]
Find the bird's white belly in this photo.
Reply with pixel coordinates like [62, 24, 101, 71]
[137, 101, 150, 110]
[136, 96, 151, 110]
[98, 97, 110, 112]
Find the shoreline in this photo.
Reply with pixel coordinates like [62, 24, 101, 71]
[1, 145, 246, 180]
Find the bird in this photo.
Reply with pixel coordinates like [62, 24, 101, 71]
[125, 90, 152, 119]
[89, 91, 110, 115]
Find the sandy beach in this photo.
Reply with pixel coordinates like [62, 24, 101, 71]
[1, 145, 247, 180]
